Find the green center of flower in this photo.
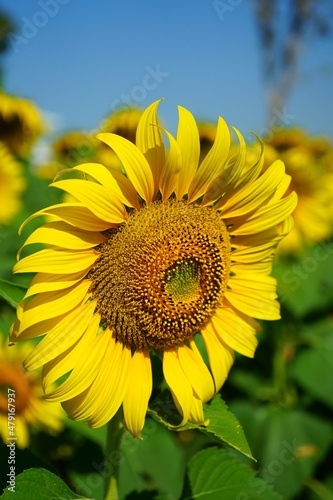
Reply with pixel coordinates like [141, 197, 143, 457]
[89, 200, 231, 351]
[165, 259, 201, 304]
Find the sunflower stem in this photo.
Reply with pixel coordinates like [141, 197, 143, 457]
[272, 322, 297, 406]
[104, 409, 125, 500]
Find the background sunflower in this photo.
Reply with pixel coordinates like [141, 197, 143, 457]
[0, 333, 64, 449]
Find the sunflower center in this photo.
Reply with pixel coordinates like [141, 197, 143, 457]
[89, 200, 231, 350]
[165, 259, 201, 303]
[0, 363, 32, 415]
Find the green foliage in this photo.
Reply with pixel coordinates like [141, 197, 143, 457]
[0, 468, 89, 500]
[186, 447, 281, 499]
[230, 402, 333, 499]
[0, 278, 26, 308]
[272, 243, 333, 318]
[291, 318, 333, 409]
[149, 392, 253, 460]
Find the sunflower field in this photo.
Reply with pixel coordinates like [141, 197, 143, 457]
[1, 2, 333, 500]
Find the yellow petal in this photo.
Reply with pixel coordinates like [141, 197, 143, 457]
[188, 116, 231, 203]
[230, 192, 298, 236]
[175, 106, 200, 199]
[221, 160, 286, 218]
[231, 244, 275, 264]
[232, 260, 274, 275]
[61, 387, 91, 421]
[42, 342, 81, 391]
[24, 270, 88, 298]
[18, 280, 92, 333]
[178, 341, 215, 402]
[96, 133, 154, 203]
[229, 273, 278, 296]
[230, 227, 281, 263]
[50, 179, 127, 223]
[212, 132, 260, 209]
[18, 220, 106, 259]
[71, 163, 138, 208]
[236, 136, 263, 188]
[225, 288, 280, 320]
[108, 168, 140, 209]
[135, 99, 165, 197]
[163, 348, 192, 426]
[45, 314, 108, 402]
[159, 128, 182, 201]
[63, 336, 131, 427]
[270, 172, 292, 202]
[189, 394, 208, 426]
[11, 312, 68, 342]
[123, 350, 152, 438]
[211, 306, 259, 357]
[19, 203, 113, 233]
[201, 325, 234, 392]
[23, 300, 96, 370]
[200, 160, 234, 207]
[222, 126, 247, 190]
[87, 341, 131, 427]
[14, 248, 98, 275]
[231, 224, 283, 251]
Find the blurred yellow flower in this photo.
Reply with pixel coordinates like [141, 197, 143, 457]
[197, 121, 217, 155]
[11, 100, 296, 438]
[0, 90, 45, 158]
[265, 128, 333, 254]
[97, 107, 143, 169]
[36, 131, 99, 180]
[0, 335, 64, 448]
[52, 131, 98, 167]
[0, 142, 26, 225]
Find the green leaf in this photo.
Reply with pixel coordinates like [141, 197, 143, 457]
[149, 393, 253, 460]
[0, 468, 90, 499]
[0, 278, 27, 309]
[272, 242, 333, 318]
[291, 319, 333, 409]
[230, 402, 333, 499]
[185, 447, 281, 500]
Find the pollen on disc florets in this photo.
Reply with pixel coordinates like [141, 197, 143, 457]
[89, 200, 231, 351]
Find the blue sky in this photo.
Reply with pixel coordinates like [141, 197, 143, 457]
[1, 0, 333, 143]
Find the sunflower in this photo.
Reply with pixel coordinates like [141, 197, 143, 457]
[96, 107, 143, 169]
[264, 128, 333, 254]
[10, 100, 297, 438]
[0, 334, 64, 448]
[0, 142, 26, 225]
[36, 131, 99, 181]
[0, 90, 45, 158]
[197, 121, 217, 156]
